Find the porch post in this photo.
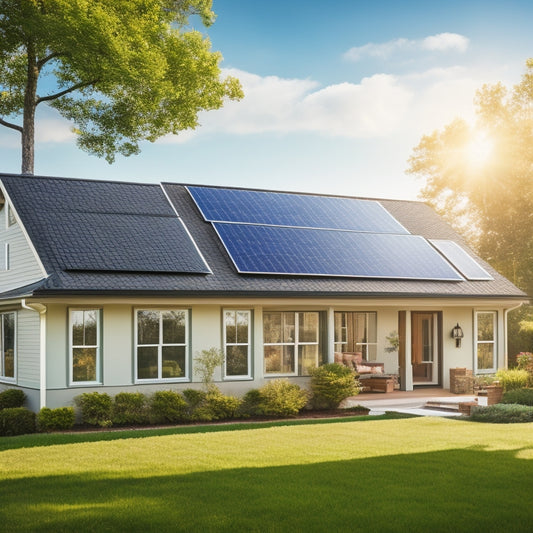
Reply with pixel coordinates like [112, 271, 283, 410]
[327, 307, 335, 363]
[400, 310, 414, 391]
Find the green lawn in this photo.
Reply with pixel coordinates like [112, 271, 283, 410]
[1, 416, 533, 532]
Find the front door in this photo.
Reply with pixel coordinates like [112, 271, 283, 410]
[411, 312, 439, 385]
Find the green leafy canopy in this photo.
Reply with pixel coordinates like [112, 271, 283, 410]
[0, 0, 243, 171]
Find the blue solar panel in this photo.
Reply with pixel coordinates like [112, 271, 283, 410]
[187, 186, 409, 234]
[214, 223, 463, 280]
[430, 240, 493, 281]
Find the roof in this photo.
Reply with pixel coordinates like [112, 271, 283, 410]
[0, 173, 526, 300]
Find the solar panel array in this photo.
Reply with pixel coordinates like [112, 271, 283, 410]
[187, 186, 488, 281]
[187, 186, 409, 234]
[430, 240, 493, 281]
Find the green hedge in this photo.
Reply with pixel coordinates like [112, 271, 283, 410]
[112, 392, 149, 425]
[309, 363, 359, 409]
[0, 388, 25, 410]
[469, 403, 533, 423]
[150, 390, 188, 423]
[0, 407, 36, 436]
[37, 407, 75, 432]
[75, 392, 113, 427]
[495, 369, 530, 391]
[501, 388, 533, 406]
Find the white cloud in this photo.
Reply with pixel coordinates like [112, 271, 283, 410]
[161, 68, 412, 142]
[344, 32, 469, 62]
[35, 118, 76, 143]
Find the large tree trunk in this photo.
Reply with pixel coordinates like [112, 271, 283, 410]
[21, 42, 38, 175]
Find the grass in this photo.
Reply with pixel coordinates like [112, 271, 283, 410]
[1, 416, 533, 532]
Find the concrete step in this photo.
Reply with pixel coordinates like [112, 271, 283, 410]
[424, 400, 462, 412]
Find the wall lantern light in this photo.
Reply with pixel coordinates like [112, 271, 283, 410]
[451, 323, 464, 348]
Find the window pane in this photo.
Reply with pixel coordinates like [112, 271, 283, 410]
[265, 345, 295, 374]
[162, 311, 186, 344]
[162, 346, 185, 378]
[478, 313, 494, 341]
[71, 310, 84, 346]
[138, 346, 158, 379]
[83, 310, 98, 346]
[477, 344, 494, 370]
[334, 312, 347, 344]
[225, 311, 237, 344]
[264, 312, 281, 343]
[72, 348, 97, 382]
[282, 313, 295, 343]
[236, 311, 249, 343]
[367, 313, 377, 342]
[299, 313, 318, 343]
[3, 313, 15, 378]
[299, 345, 318, 375]
[137, 311, 159, 345]
[226, 345, 249, 376]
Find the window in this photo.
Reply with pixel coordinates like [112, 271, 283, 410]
[224, 310, 252, 379]
[136, 309, 188, 382]
[70, 309, 101, 384]
[263, 311, 321, 376]
[0, 312, 15, 381]
[7, 204, 16, 227]
[334, 312, 377, 359]
[476, 311, 496, 372]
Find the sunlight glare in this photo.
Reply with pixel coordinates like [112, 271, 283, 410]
[466, 131, 493, 167]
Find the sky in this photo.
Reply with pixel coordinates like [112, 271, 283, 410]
[1, 0, 533, 200]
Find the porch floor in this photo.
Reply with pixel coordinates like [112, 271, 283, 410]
[343, 387, 478, 417]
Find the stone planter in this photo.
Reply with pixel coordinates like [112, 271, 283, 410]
[477, 384, 503, 405]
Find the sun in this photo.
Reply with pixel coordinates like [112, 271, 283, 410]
[466, 130, 494, 167]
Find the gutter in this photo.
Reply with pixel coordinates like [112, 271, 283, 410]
[21, 300, 47, 409]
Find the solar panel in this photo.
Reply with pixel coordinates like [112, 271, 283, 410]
[430, 240, 493, 281]
[213, 223, 463, 280]
[187, 186, 409, 234]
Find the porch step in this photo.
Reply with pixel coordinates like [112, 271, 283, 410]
[424, 400, 461, 412]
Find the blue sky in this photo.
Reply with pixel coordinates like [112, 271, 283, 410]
[1, 0, 533, 199]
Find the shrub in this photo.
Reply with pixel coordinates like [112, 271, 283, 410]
[0, 407, 36, 436]
[469, 403, 533, 423]
[501, 388, 533, 406]
[239, 388, 264, 417]
[309, 363, 359, 409]
[150, 390, 188, 423]
[257, 379, 308, 417]
[495, 368, 529, 391]
[0, 388, 25, 410]
[204, 389, 242, 420]
[75, 392, 113, 427]
[194, 347, 225, 391]
[37, 407, 75, 432]
[112, 392, 149, 425]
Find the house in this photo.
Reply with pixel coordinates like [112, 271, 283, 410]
[0, 173, 527, 411]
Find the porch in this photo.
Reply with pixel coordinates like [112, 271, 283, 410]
[344, 387, 479, 416]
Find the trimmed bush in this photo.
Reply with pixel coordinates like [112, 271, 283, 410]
[501, 388, 533, 406]
[37, 407, 75, 432]
[239, 388, 264, 417]
[495, 368, 529, 391]
[0, 407, 36, 436]
[0, 388, 25, 410]
[150, 390, 188, 423]
[204, 390, 242, 420]
[75, 392, 113, 427]
[112, 392, 149, 425]
[469, 403, 533, 423]
[257, 379, 308, 417]
[309, 363, 359, 409]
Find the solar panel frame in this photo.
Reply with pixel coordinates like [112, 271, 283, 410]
[213, 223, 464, 281]
[429, 239, 493, 281]
[187, 186, 410, 235]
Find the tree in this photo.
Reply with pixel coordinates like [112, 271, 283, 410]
[407, 59, 533, 296]
[0, 0, 243, 174]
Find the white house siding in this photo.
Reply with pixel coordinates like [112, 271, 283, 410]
[0, 210, 44, 293]
[17, 308, 40, 388]
[36, 298, 518, 409]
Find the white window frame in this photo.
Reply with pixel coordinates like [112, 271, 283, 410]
[0, 311, 16, 383]
[223, 309, 252, 380]
[334, 311, 377, 360]
[475, 311, 497, 373]
[69, 308, 102, 386]
[263, 311, 320, 377]
[134, 308, 189, 383]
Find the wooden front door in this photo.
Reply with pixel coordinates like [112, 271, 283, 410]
[411, 312, 439, 385]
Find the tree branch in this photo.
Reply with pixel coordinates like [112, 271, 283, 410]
[36, 51, 64, 70]
[0, 117, 23, 133]
[36, 79, 99, 105]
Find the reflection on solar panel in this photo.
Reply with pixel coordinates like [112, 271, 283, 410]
[214, 223, 464, 280]
[187, 186, 409, 234]
[430, 240, 493, 281]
